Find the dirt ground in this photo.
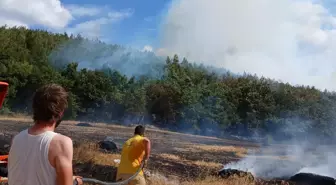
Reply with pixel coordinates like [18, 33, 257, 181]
[0, 117, 306, 185]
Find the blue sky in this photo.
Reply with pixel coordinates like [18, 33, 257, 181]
[2, 0, 173, 51]
[59, 0, 172, 49]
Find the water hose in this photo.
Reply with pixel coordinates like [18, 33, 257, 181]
[73, 161, 145, 185]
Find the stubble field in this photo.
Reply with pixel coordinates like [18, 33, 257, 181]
[0, 116, 302, 185]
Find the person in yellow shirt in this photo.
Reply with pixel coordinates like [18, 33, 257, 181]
[117, 125, 151, 185]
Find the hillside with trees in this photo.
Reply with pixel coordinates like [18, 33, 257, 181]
[1, 26, 336, 142]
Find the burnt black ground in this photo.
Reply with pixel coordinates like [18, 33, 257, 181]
[219, 168, 336, 185]
[289, 173, 335, 185]
[218, 168, 254, 180]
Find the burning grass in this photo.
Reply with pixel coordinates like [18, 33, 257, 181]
[73, 142, 257, 185]
[186, 144, 248, 157]
[72, 143, 301, 185]
[147, 176, 256, 185]
[158, 153, 222, 170]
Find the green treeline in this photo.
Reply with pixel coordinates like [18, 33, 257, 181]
[1, 26, 336, 141]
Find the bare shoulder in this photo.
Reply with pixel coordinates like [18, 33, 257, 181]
[143, 137, 151, 143]
[54, 134, 72, 144]
[49, 134, 73, 167]
[50, 134, 73, 153]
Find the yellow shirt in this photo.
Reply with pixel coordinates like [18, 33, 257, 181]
[117, 135, 145, 176]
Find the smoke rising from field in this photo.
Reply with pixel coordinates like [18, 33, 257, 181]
[220, 116, 336, 179]
[158, 0, 336, 91]
[49, 39, 165, 78]
[223, 136, 336, 179]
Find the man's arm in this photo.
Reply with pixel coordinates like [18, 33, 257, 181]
[7, 136, 15, 166]
[143, 138, 151, 161]
[53, 136, 74, 185]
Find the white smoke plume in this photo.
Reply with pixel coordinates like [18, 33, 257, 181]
[49, 39, 164, 78]
[218, 118, 336, 179]
[159, 0, 336, 178]
[222, 140, 336, 179]
[158, 0, 336, 91]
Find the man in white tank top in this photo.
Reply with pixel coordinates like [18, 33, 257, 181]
[8, 84, 83, 185]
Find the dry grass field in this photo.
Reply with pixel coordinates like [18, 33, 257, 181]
[0, 116, 298, 185]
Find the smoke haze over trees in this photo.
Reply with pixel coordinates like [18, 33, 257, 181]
[1, 26, 336, 142]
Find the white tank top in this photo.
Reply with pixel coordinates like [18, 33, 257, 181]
[8, 129, 58, 185]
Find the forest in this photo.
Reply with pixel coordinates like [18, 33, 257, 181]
[1, 26, 336, 142]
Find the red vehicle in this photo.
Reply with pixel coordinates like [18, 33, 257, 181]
[0, 82, 8, 109]
[0, 82, 8, 182]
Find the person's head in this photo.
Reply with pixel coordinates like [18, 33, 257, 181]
[134, 125, 145, 136]
[32, 84, 68, 128]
